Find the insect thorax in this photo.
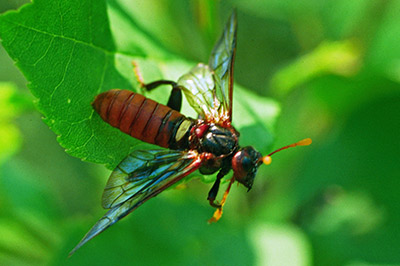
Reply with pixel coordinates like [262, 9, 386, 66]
[189, 123, 239, 175]
[187, 122, 237, 169]
[200, 124, 238, 155]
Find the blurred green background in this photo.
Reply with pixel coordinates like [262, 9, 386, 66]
[0, 0, 399, 265]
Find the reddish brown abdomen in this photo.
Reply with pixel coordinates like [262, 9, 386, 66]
[92, 89, 187, 148]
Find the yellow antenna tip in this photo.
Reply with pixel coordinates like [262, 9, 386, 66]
[297, 138, 312, 146]
[262, 156, 272, 165]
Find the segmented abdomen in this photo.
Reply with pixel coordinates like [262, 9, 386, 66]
[92, 89, 191, 148]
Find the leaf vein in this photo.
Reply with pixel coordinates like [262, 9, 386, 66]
[88, 0, 93, 45]
[97, 54, 109, 95]
[49, 41, 76, 107]
[32, 36, 55, 66]
[3, 18, 114, 55]
[57, 0, 64, 36]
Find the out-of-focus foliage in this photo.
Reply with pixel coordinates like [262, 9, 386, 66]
[0, 0, 399, 266]
[0, 82, 32, 163]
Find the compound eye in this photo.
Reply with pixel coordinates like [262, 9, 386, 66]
[231, 147, 262, 190]
[241, 156, 252, 172]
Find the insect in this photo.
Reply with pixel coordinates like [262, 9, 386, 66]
[69, 11, 311, 255]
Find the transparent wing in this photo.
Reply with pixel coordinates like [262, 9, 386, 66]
[208, 10, 237, 122]
[177, 63, 218, 120]
[69, 149, 202, 256]
[177, 11, 237, 124]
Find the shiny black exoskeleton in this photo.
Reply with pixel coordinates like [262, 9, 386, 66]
[191, 123, 239, 175]
[199, 124, 238, 156]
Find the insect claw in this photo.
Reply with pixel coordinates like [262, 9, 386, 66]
[208, 199, 222, 208]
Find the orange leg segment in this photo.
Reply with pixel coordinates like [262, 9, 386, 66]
[208, 177, 235, 223]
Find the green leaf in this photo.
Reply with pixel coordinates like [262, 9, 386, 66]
[0, 0, 144, 168]
[0, 0, 279, 170]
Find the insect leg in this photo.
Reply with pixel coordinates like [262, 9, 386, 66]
[141, 81, 183, 112]
[207, 171, 225, 208]
[166, 85, 182, 112]
[132, 61, 182, 111]
[208, 177, 235, 223]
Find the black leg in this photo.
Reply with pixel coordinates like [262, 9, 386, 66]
[142, 80, 176, 91]
[166, 86, 182, 112]
[207, 171, 225, 208]
[140, 80, 183, 112]
[132, 62, 183, 112]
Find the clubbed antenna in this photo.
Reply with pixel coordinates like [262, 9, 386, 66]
[262, 138, 312, 165]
